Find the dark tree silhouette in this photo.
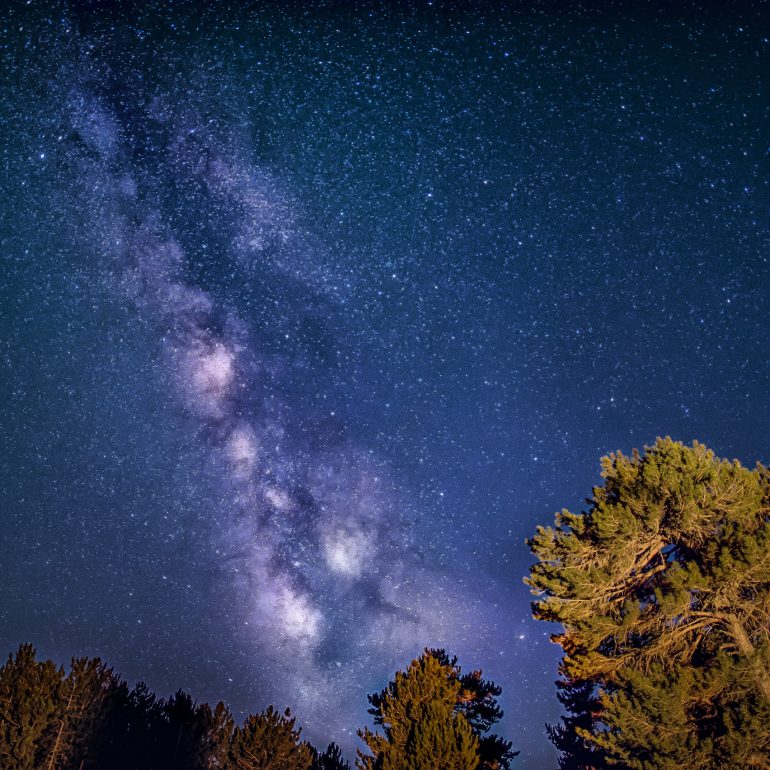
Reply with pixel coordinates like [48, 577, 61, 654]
[314, 741, 351, 770]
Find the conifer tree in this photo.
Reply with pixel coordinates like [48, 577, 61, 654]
[200, 700, 235, 769]
[154, 689, 224, 770]
[357, 650, 513, 770]
[46, 656, 115, 770]
[90, 679, 166, 770]
[527, 438, 770, 768]
[226, 705, 315, 770]
[0, 644, 63, 770]
[313, 742, 350, 770]
[426, 649, 516, 769]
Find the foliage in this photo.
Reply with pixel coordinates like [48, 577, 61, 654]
[227, 705, 315, 770]
[426, 649, 517, 769]
[357, 649, 516, 770]
[0, 644, 62, 770]
[314, 742, 351, 770]
[47, 655, 115, 770]
[0, 645, 322, 770]
[528, 438, 770, 768]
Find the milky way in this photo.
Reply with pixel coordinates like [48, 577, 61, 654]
[50, 42, 486, 742]
[2, 2, 769, 765]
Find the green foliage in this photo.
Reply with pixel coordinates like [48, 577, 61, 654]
[528, 438, 770, 768]
[0, 645, 323, 770]
[0, 644, 62, 770]
[426, 649, 517, 769]
[357, 649, 516, 770]
[227, 705, 315, 770]
[49, 655, 115, 770]
[393, 697, 479, 770]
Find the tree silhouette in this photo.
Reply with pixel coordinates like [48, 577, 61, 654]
[314, 742, 350, 770]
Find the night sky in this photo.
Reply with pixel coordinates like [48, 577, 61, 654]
[1, 1, 769, 766]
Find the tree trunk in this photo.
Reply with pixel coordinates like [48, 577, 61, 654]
[727, 614, 770, 702]
[46, 683, 75, 770]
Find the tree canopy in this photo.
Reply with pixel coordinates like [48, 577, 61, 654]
[357, 649, 515, 770]
[228, 705, 315, 770]
[527, 437, 770, 768]
[0, 645, 336, 770]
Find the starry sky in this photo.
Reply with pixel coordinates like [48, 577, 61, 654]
[1, 1, 769, 766]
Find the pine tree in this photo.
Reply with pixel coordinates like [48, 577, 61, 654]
[45, 656, 116, 770]
[357, 651, 500, 770]
[90, 679, 166, 770]
[545, 678, 609, 770]
[0, 644, 64, 770]
[226, 705, 315, 770]
[199, 700, 235, 769]
[152, 689, 225, 770]
[313, 742, 350, 770]
[397, 697, 479, 770]
[426, 649, 517, 769]
[527, 438, 770, 768]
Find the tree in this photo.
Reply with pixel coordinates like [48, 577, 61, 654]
[313, 742, 350, 770]
[91, 680, 166, 770]
[199, 700, 235, 769]
[544, 678, 609, 770]
[357, 650, 515, 770]
[150, 689, 231, 770]
[0, 644, 334, 770]
[46, 656, 115, 770]
[226, 705, 315, 770]
[527, 438, 770, 768]
[0, 644, 63, 770]
[426, 649, 516, 770]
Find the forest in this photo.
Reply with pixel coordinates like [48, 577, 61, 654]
[3, 438, 770, 769]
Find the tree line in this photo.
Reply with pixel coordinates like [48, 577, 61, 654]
[3, 438, 770, 767]
[0, 644, 515, 770]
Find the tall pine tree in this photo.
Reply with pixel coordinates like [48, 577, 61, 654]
[527, 438, 770, 768]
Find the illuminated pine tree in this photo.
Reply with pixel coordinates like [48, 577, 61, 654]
[200, 700, 235, 770]
[357, 651, 500, 770]
[226, 705, 315, 770]
[45, 656, 115, 770]
[426, 649, 516, 770]
[528, 438, 770, 768]
[0, 644, 63, 770]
